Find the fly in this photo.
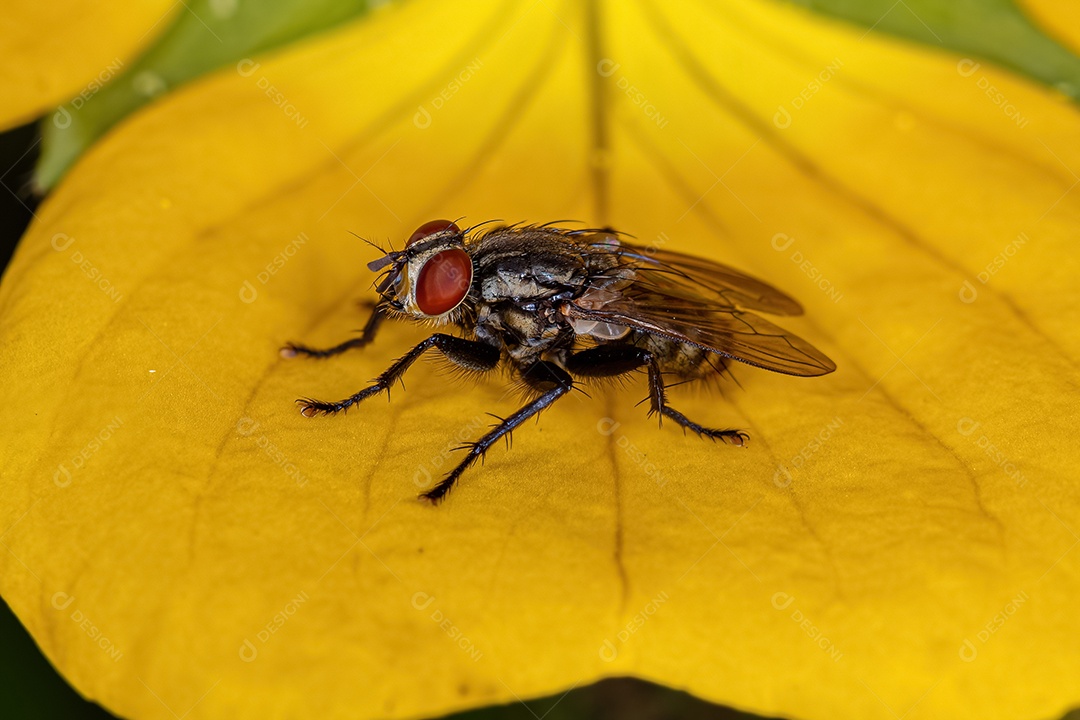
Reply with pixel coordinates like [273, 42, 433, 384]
[283, 220, 836, 503]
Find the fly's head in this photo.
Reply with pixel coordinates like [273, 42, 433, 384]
[367, 220, 474, 323]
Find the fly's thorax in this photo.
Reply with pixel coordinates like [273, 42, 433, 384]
[470, 227, 591, 303]
[478, 254, 584, 303]
[474, 299, 571, 367]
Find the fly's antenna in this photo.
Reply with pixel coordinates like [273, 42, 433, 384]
[349, 230, 392, 257]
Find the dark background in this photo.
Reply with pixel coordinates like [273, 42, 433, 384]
[0, 122, 39, 276]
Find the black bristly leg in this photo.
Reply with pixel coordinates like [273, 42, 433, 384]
[421, 361, 574, 504]
[566, 345, 748, 445]
[297, 334, 500, 417]
[281, 304, 387, 359]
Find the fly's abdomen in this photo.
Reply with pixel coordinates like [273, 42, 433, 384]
[639, 332, 719, 378]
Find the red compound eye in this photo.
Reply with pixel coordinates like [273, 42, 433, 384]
[407, 219, 460, 246]
[415, 248, 472, 316]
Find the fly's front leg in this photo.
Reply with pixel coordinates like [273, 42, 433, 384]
[281, 303, 387, 359]
[567, 345, 747, 445]
[421, 361, 574, 504]
[297, 335, 500, 417]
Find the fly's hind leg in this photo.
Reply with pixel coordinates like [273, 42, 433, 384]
[567, 345, 748, 445]
[281, 303, 386, 359]
[421, 361, 574, 504]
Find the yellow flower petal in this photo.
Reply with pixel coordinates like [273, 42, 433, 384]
[0, 0, 176, 129]
[2, 1, 1079, 719]
[1021, 0, 1080, 57]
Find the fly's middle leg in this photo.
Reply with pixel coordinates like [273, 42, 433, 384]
[421, 360, 574, 504]
[281, 303, 387, 359]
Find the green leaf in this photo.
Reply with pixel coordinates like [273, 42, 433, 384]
[784, 0, 1080, 100]
[35, 0, 383, 190]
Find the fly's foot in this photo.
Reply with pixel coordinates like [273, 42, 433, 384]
[419, 442, 484, 504]
[419, 486, 448, 505]
[280, 343, 303, 359]
[702, 428, 749, 446]
[296, 397, 358, 417]
[296, 384, 386, 417]
[661, 405, 748, 446]
[419, 468, 465, 505]
[296, 398, 340, 417]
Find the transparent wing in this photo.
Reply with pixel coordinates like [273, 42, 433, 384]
[566, 293, 834, 376]
[585, 238, 805, 316]
[568, 235, 835, 376]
